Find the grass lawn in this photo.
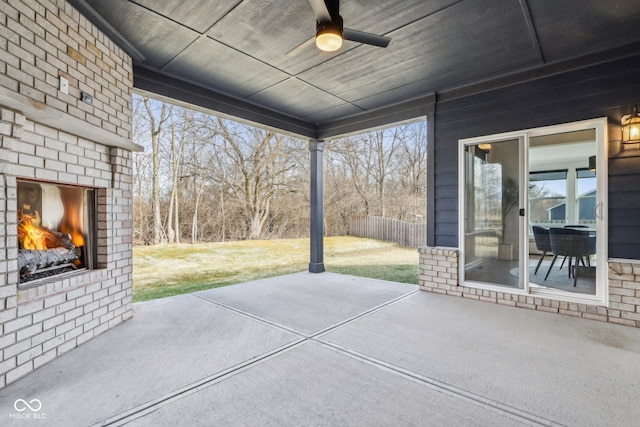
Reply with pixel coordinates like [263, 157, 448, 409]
[133, 236, 419, 302]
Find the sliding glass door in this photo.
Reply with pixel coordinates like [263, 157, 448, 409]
[528, 130, 598, 295]
[462, 137, 524, 289]
[460, 119, 608, 303]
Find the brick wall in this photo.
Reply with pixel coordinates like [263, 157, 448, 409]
[0, 0, 135, 388]
[0, 0, 132, 140]
[419, 247, 640, 328]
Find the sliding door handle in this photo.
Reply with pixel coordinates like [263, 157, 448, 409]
[594, 201, 603, 220]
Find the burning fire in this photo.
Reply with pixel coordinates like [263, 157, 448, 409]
[17, 211, 77, 251]
[18, 212, 49, 250]
[59, 187, 85, 247]
[18, 186, 85, 250]
[59, 210, 85, 247]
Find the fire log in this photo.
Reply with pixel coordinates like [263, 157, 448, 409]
[46, 230, 75, 250]
[18, 248, 79, 275]
[18, 213, 76, 251]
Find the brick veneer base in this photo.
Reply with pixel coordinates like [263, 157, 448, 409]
[419, 246, 640, 328]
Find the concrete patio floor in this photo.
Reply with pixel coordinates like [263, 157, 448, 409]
[2, 272, 640, 426]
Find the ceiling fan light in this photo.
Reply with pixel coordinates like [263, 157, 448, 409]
[316, 31, 342, 51]
[316, 17, 343, 52]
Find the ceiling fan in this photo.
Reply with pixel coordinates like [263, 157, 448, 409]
[287, 0, 391, 56]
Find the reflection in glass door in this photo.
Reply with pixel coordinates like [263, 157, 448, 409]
[528, 130, 598, 295]
[460, 119, 607, 302]
[463, 138, 522, 289]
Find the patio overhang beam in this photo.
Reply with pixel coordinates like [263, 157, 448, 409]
[134, 66, 318, 139]
[134, 67, 437, 142]
[316, 94, 436, 140]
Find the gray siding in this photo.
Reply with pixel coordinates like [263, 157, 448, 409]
[428, 53, 640, 259]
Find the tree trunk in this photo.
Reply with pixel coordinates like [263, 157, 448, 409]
[219, 185, 226, 242]
[380, 176, 386, 217]
[167, 189, 175, 244]
[174, 191, 180, 244]
[153, 150, 162, 244]
[143, 97, 168, 245]
[191, 178, 205, 244]
[249, 212, 262, 240]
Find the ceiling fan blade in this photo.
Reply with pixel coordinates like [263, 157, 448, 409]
[307, 0, 332, 22]
[286, 36, 316, 57]
[343, 28, 391, 48]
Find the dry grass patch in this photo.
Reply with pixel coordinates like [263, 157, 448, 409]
[133, 236, 418, 302]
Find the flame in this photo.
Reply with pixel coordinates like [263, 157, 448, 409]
[59, 211, 85, 247]
[18, 213, 48, 250]
[17, 186, 86, 250]
[59, 187, 85, 247]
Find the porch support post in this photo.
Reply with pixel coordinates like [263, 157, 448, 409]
[426, 110, 436, 247]
[309, 139, 325, 273]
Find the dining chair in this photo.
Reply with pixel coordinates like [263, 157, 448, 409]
[559, 225, 589, 269]
[532, 226, 551, 275]
[546, 228, 596, 286]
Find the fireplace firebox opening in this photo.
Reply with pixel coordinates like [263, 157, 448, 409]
[17, 180, 97, 285]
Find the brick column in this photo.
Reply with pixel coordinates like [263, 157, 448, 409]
[418, 246, 460, 295]
[608, 261, 640, 327]
[108, 147, 134, 319]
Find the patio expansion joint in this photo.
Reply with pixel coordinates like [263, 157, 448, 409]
[307, 289, 421, 338]
[313, 340, 566, 427]
[90, 337, 310, 427]
[191, 293, 310, 338]
[192, 288, 421, 340]
[94, 289, 419, 426]
[89, 288, 566, 427]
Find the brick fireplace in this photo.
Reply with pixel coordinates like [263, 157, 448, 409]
[17, 179, 97, 284]
[0, 0, 139, 387]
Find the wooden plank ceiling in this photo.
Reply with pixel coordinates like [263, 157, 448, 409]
[69, 0, 640, 139]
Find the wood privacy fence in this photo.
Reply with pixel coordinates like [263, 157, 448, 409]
[349, 216, 426, 248]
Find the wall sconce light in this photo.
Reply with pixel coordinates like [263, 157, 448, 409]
[477, 143, 492, 151]
[588, 155, 596, 172]
[622, 105, 640, 144]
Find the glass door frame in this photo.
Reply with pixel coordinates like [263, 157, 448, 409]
[458, 118, 608, 305]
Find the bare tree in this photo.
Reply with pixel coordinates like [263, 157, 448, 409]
[329, 136, 377, 215]
[397, 122, 427, 219]
[214, 119, 298, 239]
[131, 97, 153, 244]
[322, 122, 427, 231]
[165, 106, 193, 244]
[365, 128, 401, 217]
[187, 153, 213, 244]
[142, 97, 170, 244]
[131, 93, 427, 243]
